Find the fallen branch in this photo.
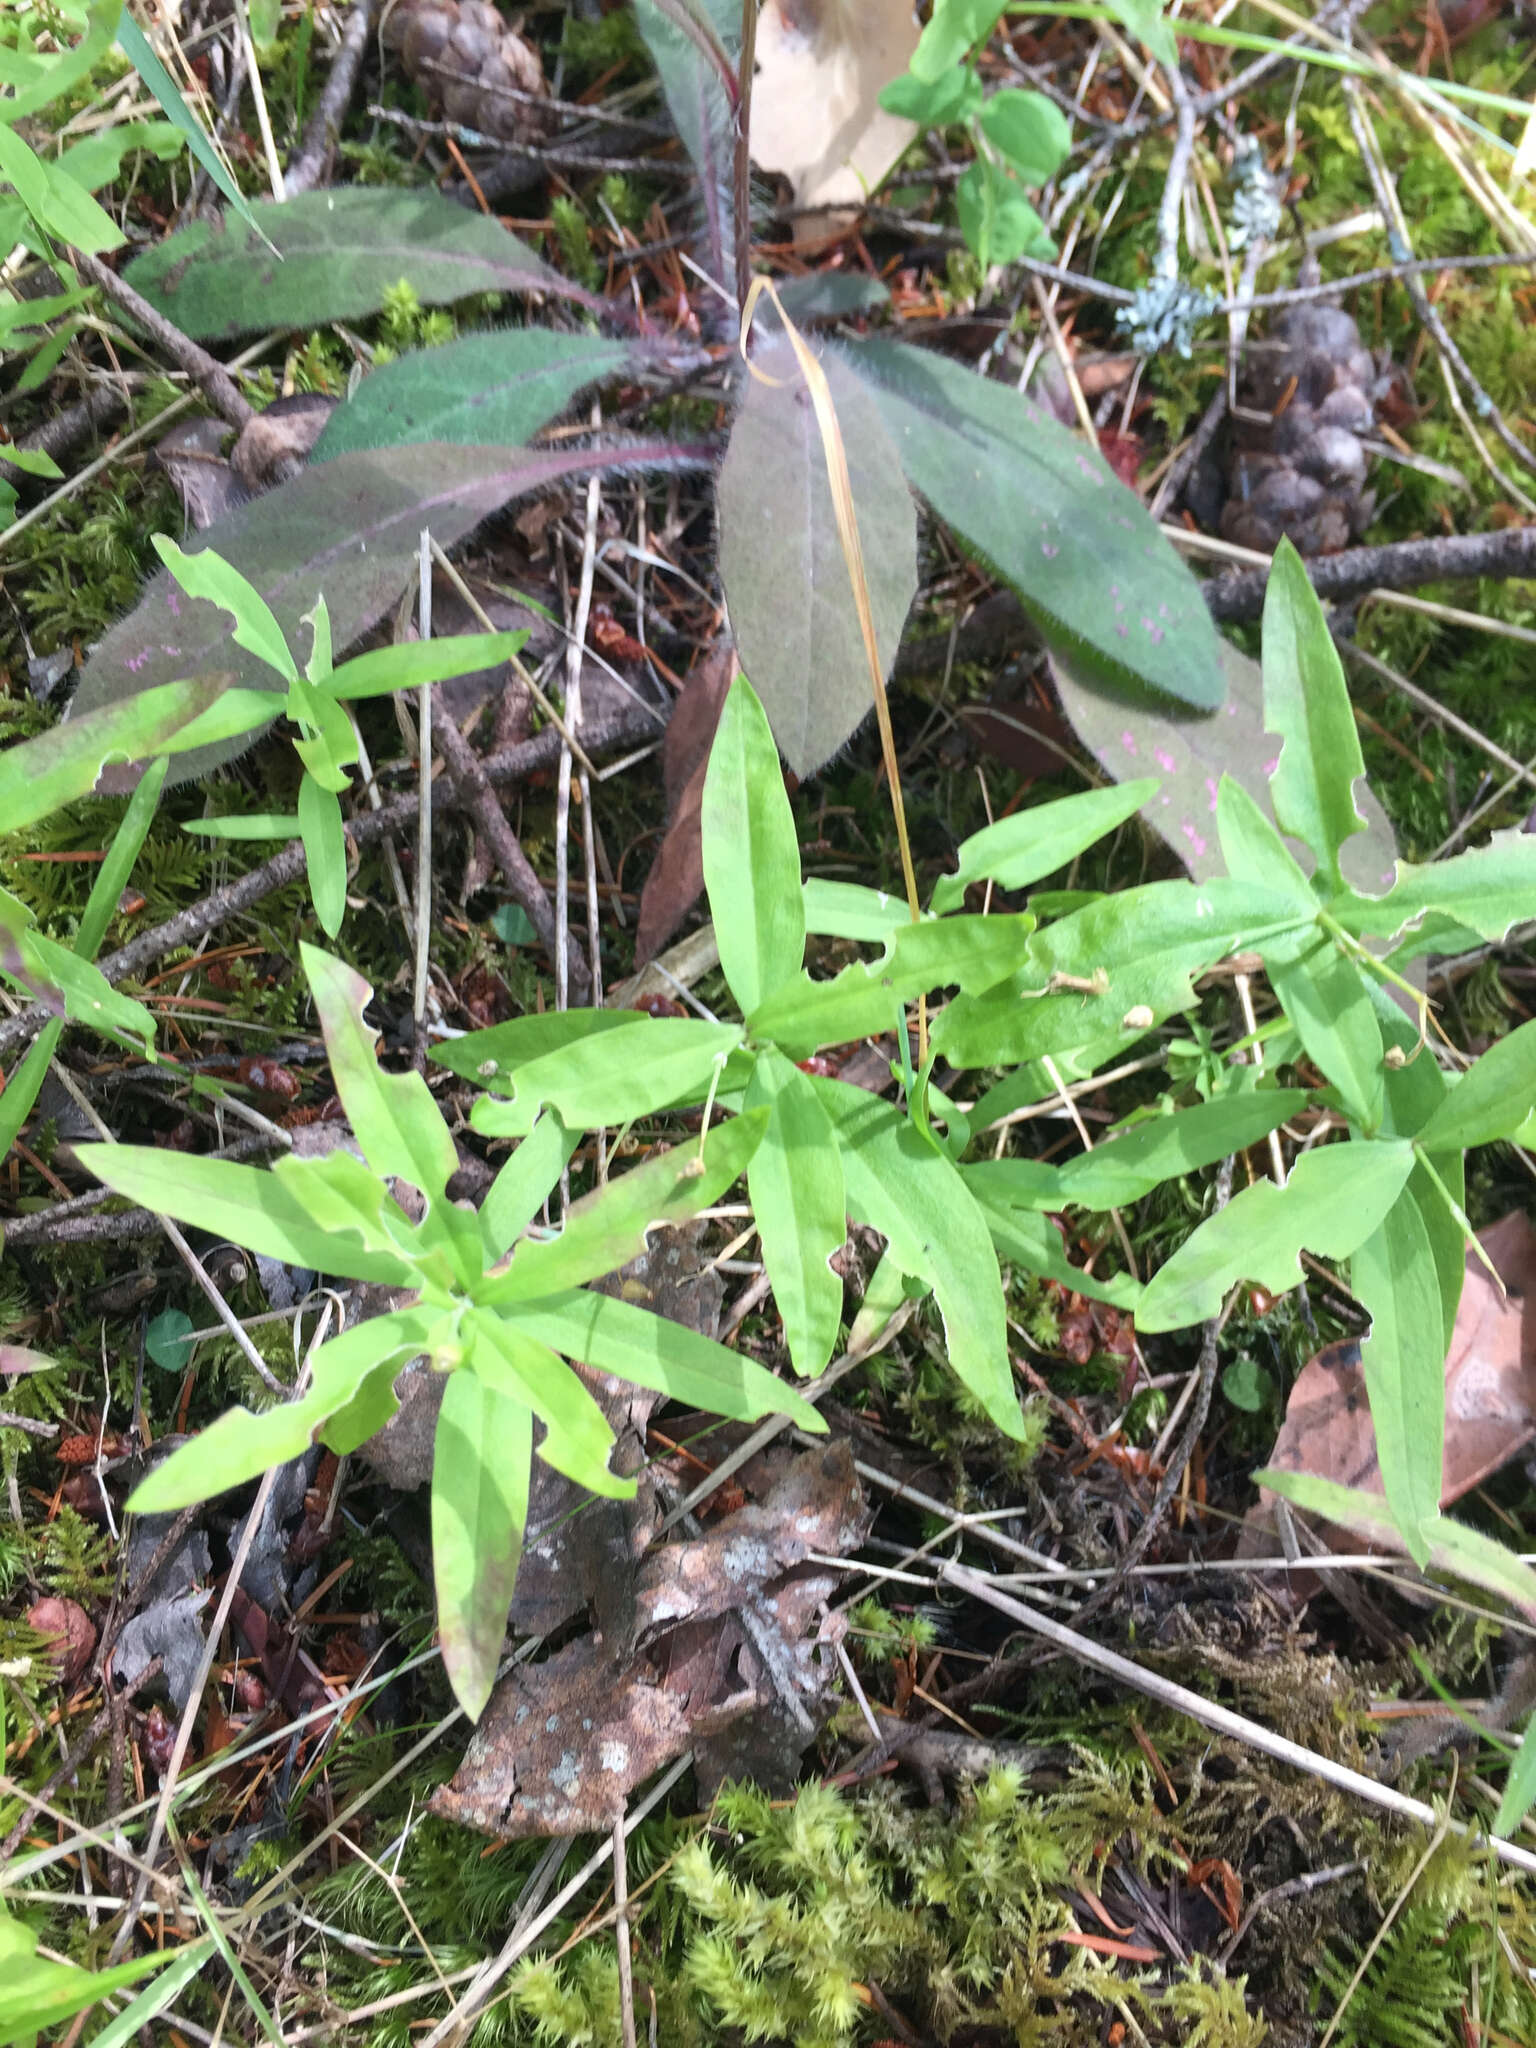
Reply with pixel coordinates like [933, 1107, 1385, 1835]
[1204, 522, 1536, 623]
[71, 249, 254, 433]
[284, 0, 375, 197]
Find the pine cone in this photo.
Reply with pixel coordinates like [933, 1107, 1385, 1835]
[1221, 303, 1384, 556]
[382, 0, 553, 144]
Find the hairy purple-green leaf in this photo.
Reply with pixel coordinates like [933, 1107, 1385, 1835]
[1051, 639, 1400, 889]
[850, 340, 1222, 712]
[71, 439, 701, 783]
[122, 188, 592, 339]
[313, 329, 643, 463]
[634, 0, 736, 302]
[718, 334, 917, 777]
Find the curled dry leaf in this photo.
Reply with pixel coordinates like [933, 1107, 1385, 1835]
[430, 1442, 870, 1835]
[1252, 1212, 1536, 1561]
[750, 0, 919, 229]
[25, 1597, 96, 1688]
[635, 640, 737, 966]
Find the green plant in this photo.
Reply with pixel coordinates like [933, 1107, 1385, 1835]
[153, 537, 526, 936]
[0, 1904, 208, 2048]
[62, 0, 1227, 792]
[77, 940, 824, 1717]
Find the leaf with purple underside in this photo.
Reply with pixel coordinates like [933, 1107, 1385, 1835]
[634, 0, 737, 308]
[122, 188, 598, 340]
[1051, 639, 1399, 890]
[71, 437, 707, 785]
[848, 339, 1224, 713]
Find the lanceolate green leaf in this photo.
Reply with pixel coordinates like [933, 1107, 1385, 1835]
[75, 1146, 410, 1284]
[933, 878, 1308, 1068]
[313, 330, 641, 463]
[511, 1290, 826, 1430]
[1262, 924, 1384, 1131]
[717, 336, 918, 777]
[115, 10, 260, 234]
[488, 1113, 764, 1300]
[931, 780, 1159, 914]
[1261, 540, 1367, 892]
[1351, 1186, 1445, 1562]
[468, 1017, 743, 1138]
[467, 1312, 631, 1498]
[1255, 1472, 1536, 1627]
[1053, 1091, 1313, 1209]
[71, 439, 700, 783]
[122, 188, 591, 340]
[801, 879, 911, 941]
[849, 340, 1224, 712]
[433, 1008, 636, 1091]
[432, 1371, 532, 1722]
[297, 776, 346, 938]
[1375, 993, 1464, 1351]
[480, 1115, 580, 1262]
[0, 1903, 191, 2047]
[1137, 1139, 1416, 1332]
[745, 1052, 846, 1376]
[817, 1079, 1023, 1439]
[701, 674, 806, 1012]
[749, 913, 1037, 1054]
[1415, 1018, 1536, 1153]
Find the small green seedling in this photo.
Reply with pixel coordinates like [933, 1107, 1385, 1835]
[155, 537, 526, 937]
[80, 942, 823, 1718]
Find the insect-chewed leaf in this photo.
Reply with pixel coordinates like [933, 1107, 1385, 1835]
[302, 947, 457, 1206]
[468, 1017, 743, 1138]
[718, 333, 917, 777]
[816, 1078, 1023, 1438]
[849, 340, 1222, 711]
[1137, 1138, 1416, 1332]
[431, 1370, 532, 1722]
[121, 188, 591, 339]
[70, 439, 701, 784]
[933, 877, 1309, 1068]
[1052, 639, 1400, 889]
[1340, 831, 1536, 951]
[313, 329, 643, 462]
[702, 674, 805, 1013]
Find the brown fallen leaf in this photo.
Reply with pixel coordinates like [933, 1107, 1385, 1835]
[430, 1442, 869, 1835]
[1251, 1212, 1536, 1556]
[750, 0, 920, 232]
[635, 640, 736, 967]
